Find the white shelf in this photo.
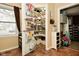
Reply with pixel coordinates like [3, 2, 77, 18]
[35, 24, 45, 26]
[34, 34, 45, 37]
[24, 30, 34, 32]
[26, 21, 35, 25]
[26, 15, 45, 19]
[26, 16, 34, 19]
[34, 30, 45, 32]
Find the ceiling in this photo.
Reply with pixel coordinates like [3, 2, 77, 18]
[66, 6, 79, 16]
[61, 4, 79, 16]
[32, 3, 46, 8]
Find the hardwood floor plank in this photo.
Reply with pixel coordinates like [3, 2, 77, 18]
[0, 43, 79, 56]
[26, 44, 79, 56]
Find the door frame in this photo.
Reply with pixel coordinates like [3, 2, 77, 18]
[58, 4, 78, 48]
[58, 3, 78, 33]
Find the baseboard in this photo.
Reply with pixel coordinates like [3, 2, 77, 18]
[0, 46, 19, 52]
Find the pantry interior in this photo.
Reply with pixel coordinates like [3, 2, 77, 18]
[22, 3, 47, 55]
[22, 3, 62, 56]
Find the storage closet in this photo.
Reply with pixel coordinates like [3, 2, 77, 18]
[22, 3, 47, 55]
[60, 4, 79, 46]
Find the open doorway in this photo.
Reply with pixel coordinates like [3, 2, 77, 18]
[60, 4, 79, 51]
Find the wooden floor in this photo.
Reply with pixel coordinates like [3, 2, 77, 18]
[0, 44, 79, 56]
[0, 48, 22, 56]
[26, 44, 79, 56]
[70, 41, 79, 50]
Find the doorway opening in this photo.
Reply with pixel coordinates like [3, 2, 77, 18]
[60, 4, 79, 51]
